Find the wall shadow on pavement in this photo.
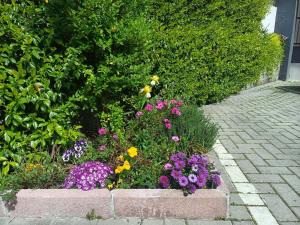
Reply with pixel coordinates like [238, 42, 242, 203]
[276, 85, 300, 94]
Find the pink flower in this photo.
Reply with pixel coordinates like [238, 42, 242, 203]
[163, 100, 168, 106]
[144, 104, 153, 112]
[164, 163, 173, 170]
[170, 99, 177, 104]
[165, 123, 171, 129]
[156, 101, 165, 110]
[171, 107, 181, 116]
[98, 144, 107, 151]
[135, 111, 143, 118]
[164, 118, 170, 123]
[171, 136, 180, 142]
[176, 100, 183, 107]
[98, 127, 107, 136]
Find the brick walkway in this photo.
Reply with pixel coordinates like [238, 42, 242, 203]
[1, 81, 299, 225]
[205, 81, 300, 225]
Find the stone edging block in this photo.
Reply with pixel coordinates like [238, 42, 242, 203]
[0, 179, 229, 219]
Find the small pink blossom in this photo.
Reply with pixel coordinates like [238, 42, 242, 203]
[165, 123, 171, 129]
[98, 127, 107, 136]
[164, 163, 173, 170]
[171, 107, 181, 116]
[144, 104, 153, 112]
[171, 136, 180, 142]
[176, 100, 183, 107]
[156, 101, 165, 110]
[135, 111, 144, 118]
[164, 118, 170, 123]
[98, 144, 107, 151]
[170, 99, 177, 104]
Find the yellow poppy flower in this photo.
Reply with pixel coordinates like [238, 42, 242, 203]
[115, 166, 124, 174]
[123, 160, 131, 170]
[127, 147, 138, 158]
[151, 75, 159, 82]
[107, 184, 114, 189]
[140, 85, 152, 94]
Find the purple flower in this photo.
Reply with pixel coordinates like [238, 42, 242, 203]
[62, 140, 88, 162]
[98, 127, 107, 136]
[178, 176, 189, 187]
[187, 184, 197, 193]
[113, 134, 119, 141]
[171, 170, 182, 180]
[171, 136, 180, 142]
[159, 176, 170, 188]
[164, 163, 173, 170]
[191, 164, 199, 172]
[174, 160, 186, 170]
[98, 144, 106, 152]
[196, 173, 207, 188]
[135, 111, 143, 118]
[211, 174, 221, 187]
[188, 174, 198, 183]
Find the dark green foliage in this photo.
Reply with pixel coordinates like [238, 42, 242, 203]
[149, 0, 284, 104]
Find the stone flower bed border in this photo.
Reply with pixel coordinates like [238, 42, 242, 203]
[0, 178, 229, 219]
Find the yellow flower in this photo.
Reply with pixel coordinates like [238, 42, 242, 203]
[123, 160, 131, 170]
[151, 75, 159, 82]
[140, 85, 152, 94]
[115, 166, 124, 174]
[117, 155, 124, 162]
[45, 0, 48, 3]
[107, 183, 114, 189]
[127, 146, 138, 158]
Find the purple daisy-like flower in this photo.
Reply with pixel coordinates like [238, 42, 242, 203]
[171, 136, 180, 142]
[164, 163, 173, 171]
[171, 170, 182, 180]
[196, 173, 207, 188]
[178, 176, 189, 187]
[174, 160, 186, 170]
[211, 174, 221, 187]
[159, 176, 170, 188]
[187, 184, 197, 193]
[188, 174, 198, 183]
[191, 164, 199, 172]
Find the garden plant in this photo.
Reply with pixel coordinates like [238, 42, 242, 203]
[0, 0, 283, 202]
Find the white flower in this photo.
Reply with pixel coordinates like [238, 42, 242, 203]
[150, 80, 156, 86]
[145, 92, 151, 98]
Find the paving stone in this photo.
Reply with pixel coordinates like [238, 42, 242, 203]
[234, 183, 257, 194]
[142, 219, 163, 225]
[188, 221, 232, 225]
[224, 166, 248, 183]
[246, 174, 284, 183]
[229, 206, 252, 220]
[220, 159, 237, 166]
[236, 160, 259, 174]
[72, 218, 98, 225]
[257, 167, 293, 174]
[280, 223, 300, 225]
[0, 218, 9, 225]
[266, 160, 298, 167]
[96, 218, 142, 225]
[9, 218, 52, 225]
[291, 207, 300, 218]
[289, 167, 300, 175]
[245, 154, 267, 166]
[272, 184, 300, 207]
[230, 154, 246, 160]
[219, 154, 234, 160]
[252, 148, 276, 160]
[239, 194, 264, 206]
[282, 175, 300, 194]
[248, 206, 278, 225]
[51, 218, 74, 225]
[232, 222, 255, 225]
[230, 193, 244, 205]
[164, 219, 185, 225]
[260, 194, 298, 222]
[253, 183, 275, 194]
[261, 144, 282, 155]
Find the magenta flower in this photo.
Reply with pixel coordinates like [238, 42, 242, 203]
[98, 127, 107, 136]
[164, 118, 172, 129]
[144, 104, 153, 112]
[174, 160, 186, 170]
[135, 111, 144, 118]
[164, 163, 173, 170]
[178, 176, 189, 187]
[170, 99, 177, 104]
[156, 101, 165, 110]
[171, 170, 182, 180]
[176, 100, 183, 107]
[97, 144, 107, 152]
[171, 107, 181, 116]
[188, 184, 197, 193]
[159, 176, 170, 188]
[188, 174, 198, 183]
[171, 136, 180, 142]
[196, 173, 207, 188]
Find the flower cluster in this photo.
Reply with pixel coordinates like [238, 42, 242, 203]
[62, 140, 88, 162]
[64, 161, 113, 191]
[140, 75, 159, 98]
[159, 153, 221, 195]
[115, 147, 138, 174]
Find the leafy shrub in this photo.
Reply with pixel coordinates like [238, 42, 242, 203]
[148, 0, 284, 104]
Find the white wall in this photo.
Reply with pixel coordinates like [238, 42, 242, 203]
[262, 6, 277, 33]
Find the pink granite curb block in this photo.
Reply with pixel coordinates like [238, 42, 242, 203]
[10, 189, 112, 218]
[112, 179, 229, 219]
[1, 179, 229, 219]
